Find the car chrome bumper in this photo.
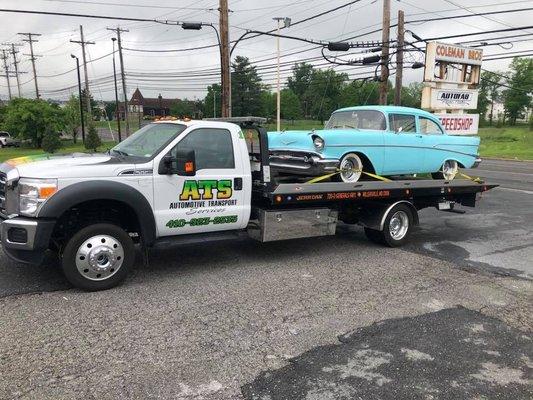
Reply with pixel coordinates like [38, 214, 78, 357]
[270, 151, 338, 176]
[472, 157, 482, 168]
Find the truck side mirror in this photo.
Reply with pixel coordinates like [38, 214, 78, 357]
[176, 149, 196, 176]
[158, 150, 196, 176]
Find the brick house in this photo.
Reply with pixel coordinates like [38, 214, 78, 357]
[117, 89, 174, 120]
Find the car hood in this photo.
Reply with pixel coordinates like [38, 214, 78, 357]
[0, 152, 141, 179]
[267, 130, 317, 149]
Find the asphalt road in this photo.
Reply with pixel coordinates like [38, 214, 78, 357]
[0, 158, 532, 399]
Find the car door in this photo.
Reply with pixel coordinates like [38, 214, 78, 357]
[153, 126, 247, 237]
[383, 113, 425, 175]
[418, 116, 447, 172]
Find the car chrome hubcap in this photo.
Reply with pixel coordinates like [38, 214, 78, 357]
[389, 211, 409, 240]
[340, 155, 362, 183]
[76, 235, 124, 281]
[442, 160, 458, 180]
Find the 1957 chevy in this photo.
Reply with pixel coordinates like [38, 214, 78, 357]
[268, 106, 481, 183]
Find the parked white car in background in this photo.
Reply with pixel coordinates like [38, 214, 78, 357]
[0, 132, 20, 148]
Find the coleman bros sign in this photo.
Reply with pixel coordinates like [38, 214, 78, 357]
[433, 42, 483, 66]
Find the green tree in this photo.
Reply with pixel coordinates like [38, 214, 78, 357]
[170, 99, 193, 118]
[41, 129, 62, 153]
[2, 98, 64, 148]
[306, 69, 349, 121]
[204, 84, 222, 118]
[400, 82, 423, 108]
[84, 123, 101, 152]
[287, 63, 314, 115]
[478, 71, 503, 125]
[503, 58, 533, 125]
[63, 95, 82, 143]
[339, 80, 380, 108]
[280, 89, 302, 119]
[104, 101, 117, 121]
[260, 90, 275, 119]
[231, 56, 263, 116]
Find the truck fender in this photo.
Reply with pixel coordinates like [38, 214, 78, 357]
[38, 180, 157, 246]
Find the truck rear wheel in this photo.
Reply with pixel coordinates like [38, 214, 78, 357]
[364, 204, 414, 247]
[61, 223, 135, 291]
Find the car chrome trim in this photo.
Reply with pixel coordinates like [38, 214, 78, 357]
[1, 218, 38, 250]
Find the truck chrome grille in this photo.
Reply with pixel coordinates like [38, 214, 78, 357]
[0, 171, 6, 213]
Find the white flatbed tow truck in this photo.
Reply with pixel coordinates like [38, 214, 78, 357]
[0, 117, 496, 290]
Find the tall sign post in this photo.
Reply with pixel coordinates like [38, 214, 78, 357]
[421, 42, 483, 135]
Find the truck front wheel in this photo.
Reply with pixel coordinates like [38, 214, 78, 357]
[61, 223, 135, 291]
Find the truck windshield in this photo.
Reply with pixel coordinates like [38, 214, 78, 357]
[111, 123, 187, 158]
[326, 110, 386, 131]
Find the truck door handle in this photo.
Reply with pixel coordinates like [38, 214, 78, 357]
[234, 177, 243, 190]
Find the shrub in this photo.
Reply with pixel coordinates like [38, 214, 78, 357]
[84, 123, 102, 152]
[41, 129, 62, 153]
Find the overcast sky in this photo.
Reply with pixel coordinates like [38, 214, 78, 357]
[0, 0, 531, 102]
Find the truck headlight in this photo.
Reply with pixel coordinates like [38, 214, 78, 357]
[18, 178, 58, 217]
[313, 136, 325, 151]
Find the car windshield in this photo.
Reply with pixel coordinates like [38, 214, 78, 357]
[111, 123, 186, 158]
[326, 110, 386, 131]
[0, 132, 8, 137]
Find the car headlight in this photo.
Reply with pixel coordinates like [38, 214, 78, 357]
[18, 178, 58, 217]
[313, 136, 325, 151]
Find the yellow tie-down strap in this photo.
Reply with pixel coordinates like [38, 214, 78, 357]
[306, 168, 391, 184]
[458, 171, 483, 184]
[306, 168, 482, 184]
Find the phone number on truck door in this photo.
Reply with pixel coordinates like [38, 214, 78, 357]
[166, 215, 238, 228]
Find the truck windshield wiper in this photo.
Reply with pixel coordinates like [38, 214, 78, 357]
[111, 149, 129, 157]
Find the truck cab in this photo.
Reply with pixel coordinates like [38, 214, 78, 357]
[0, 119, 253, 290]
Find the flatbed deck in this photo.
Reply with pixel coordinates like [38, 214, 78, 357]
[255, 179, 496, 206]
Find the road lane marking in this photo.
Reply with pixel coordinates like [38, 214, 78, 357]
[495, 187, 533, 195]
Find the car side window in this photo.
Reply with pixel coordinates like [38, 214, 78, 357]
[419, 117, 444, 134]
[389, 114, 416, 133]
[173, 128, 235, 170]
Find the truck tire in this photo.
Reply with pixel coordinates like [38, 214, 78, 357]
[61, 223, 135, 291]
[364, 204, 414, 247]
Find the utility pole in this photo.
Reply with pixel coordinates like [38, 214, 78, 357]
[379, 0, 391, 105]
[107, 27, 130, 136]
[394, 10, 404, 106]
[70, 26, 95, 117]
[111, 38, 122, 142]
[7, 44, 22, 97]
[18, 32, 41, 99]
[219, 0, 231, 117]
[1, 50, 12, 100]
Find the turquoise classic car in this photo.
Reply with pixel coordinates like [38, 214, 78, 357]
[268, 106, 481, 183]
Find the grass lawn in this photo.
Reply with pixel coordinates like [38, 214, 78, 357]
[0, 140, 117, 163]
[477, 125, 533, 160]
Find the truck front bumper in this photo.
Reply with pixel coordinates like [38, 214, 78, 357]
[0, 217, 55, 264]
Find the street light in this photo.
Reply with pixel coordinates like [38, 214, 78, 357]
[273, 17, 291, 132]
[111, 37, 122, 142]
[70, 54, 85, 143]
[179, 22, 224, 117]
